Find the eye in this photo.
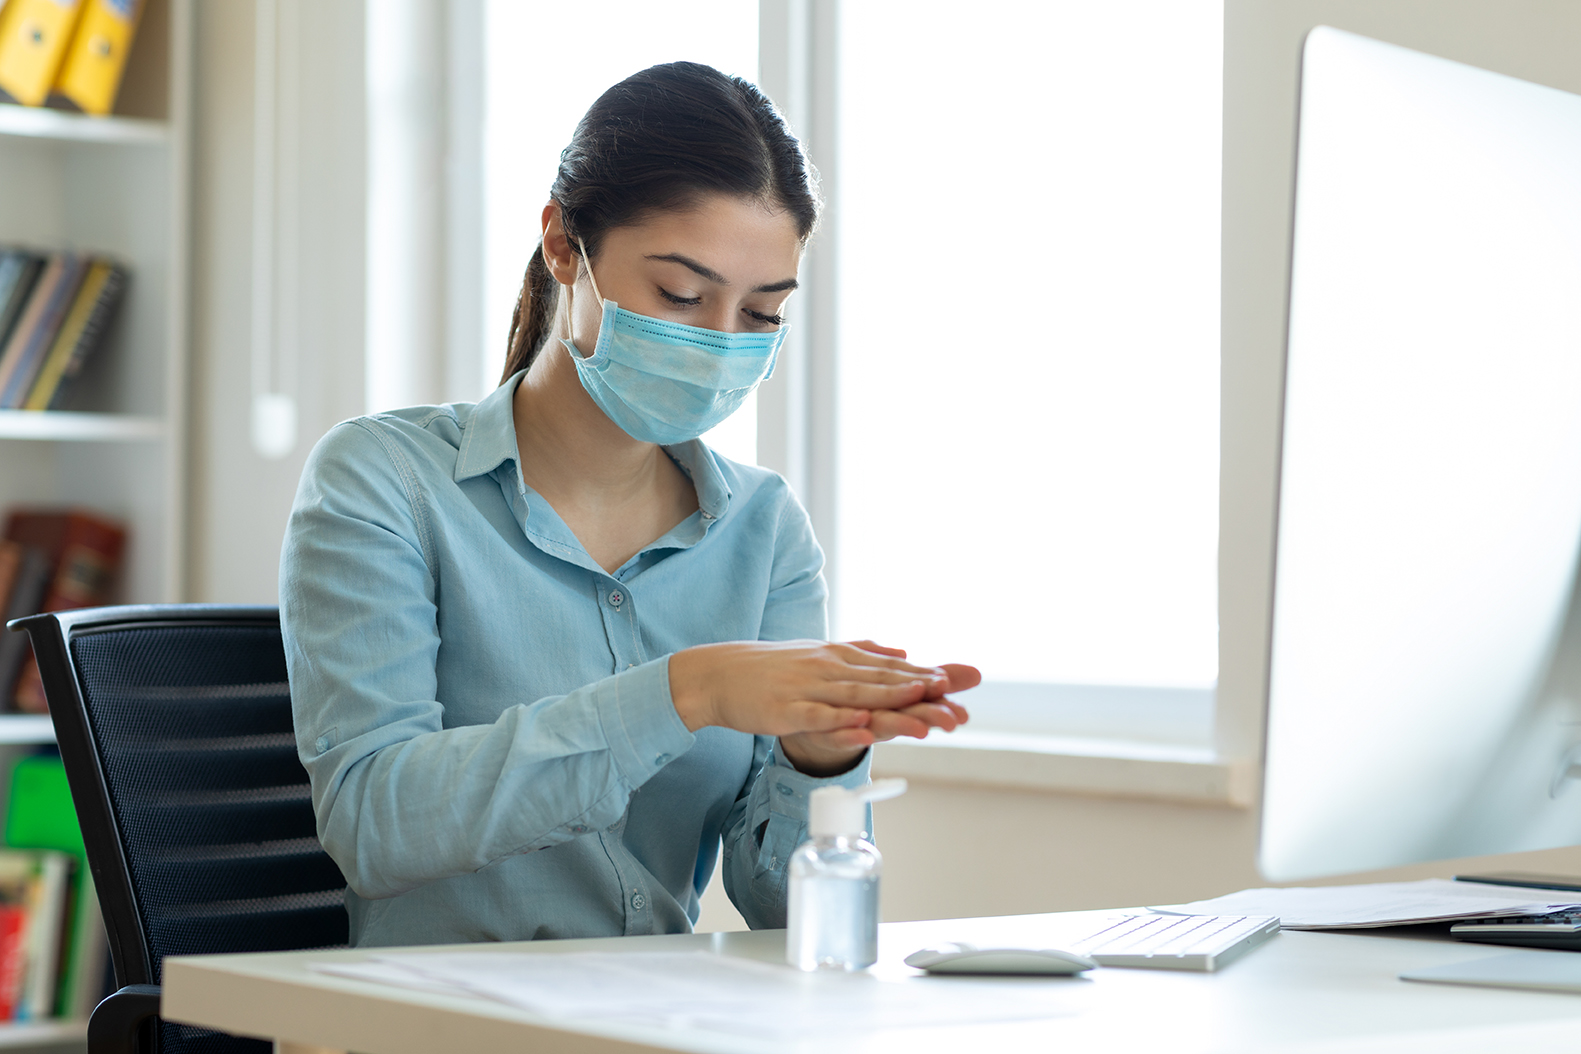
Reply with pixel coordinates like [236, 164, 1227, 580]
[658, 287, 701, 306]
[745, 308, 785, 327]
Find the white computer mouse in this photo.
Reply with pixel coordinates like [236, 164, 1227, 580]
[903, 942, 1097, 975]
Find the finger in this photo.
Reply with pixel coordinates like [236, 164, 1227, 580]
[844, 640, 908, 659]
[920, 664, 981, 699]
[780, 701, 871, 735]
[941, 663, 982, 691]
[832, 643, 940, 678]
[896, 701, 965, 732]
[867, 710, 933, 741]
[802, 679, 933, 710]
[820, 661, 948, 690]
[910, 695, 970, 722]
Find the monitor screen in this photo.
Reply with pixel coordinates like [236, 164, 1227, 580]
[1260, 27, 1581, 881]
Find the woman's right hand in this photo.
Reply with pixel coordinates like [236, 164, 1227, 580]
[668, 639, 955, 737]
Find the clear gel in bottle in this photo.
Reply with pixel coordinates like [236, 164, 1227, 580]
[786, 779, 907, 971]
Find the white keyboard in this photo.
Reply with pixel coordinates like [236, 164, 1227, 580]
[1064, 914, 1281, 971]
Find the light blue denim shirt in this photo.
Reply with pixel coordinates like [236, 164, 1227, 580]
[279, 372, 870, 947]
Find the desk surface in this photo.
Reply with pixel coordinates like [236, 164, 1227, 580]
[162, 910, 1581, 1054]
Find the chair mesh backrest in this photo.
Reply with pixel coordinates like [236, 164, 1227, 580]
[70, 623, 347, 1054]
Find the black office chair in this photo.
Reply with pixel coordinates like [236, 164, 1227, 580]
[9, 605, 349, 1054]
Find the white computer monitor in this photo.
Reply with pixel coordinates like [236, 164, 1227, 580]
[1260, 26, 1581, 882]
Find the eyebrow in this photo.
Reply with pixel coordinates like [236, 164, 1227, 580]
[645, 253, 799, 294]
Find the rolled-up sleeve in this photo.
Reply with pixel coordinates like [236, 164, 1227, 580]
[282, 421, 696, 901]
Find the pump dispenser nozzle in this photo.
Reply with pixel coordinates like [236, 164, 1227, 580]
[807, 779, 908, 838]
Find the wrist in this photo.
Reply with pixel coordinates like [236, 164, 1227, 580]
[668, 646, 715, 732]
[778, 736, 867, 778]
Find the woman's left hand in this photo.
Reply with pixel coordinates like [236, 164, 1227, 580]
[778, 645, 980, 776]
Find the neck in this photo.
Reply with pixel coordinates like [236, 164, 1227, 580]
[511, 340, 676, 505]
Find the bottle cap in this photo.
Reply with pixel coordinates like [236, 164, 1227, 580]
[807, 779, 908, 837]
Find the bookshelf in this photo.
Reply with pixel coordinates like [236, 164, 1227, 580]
[0, 0, 189, 614]
[0, 1, 190, 1044]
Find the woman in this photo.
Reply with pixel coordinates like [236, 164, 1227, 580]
[281, 61, 978, 948]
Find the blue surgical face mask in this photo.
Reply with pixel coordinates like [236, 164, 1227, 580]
[559, 242, 789, 446]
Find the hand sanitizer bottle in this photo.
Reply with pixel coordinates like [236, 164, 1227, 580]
[786, 779, 908, 971]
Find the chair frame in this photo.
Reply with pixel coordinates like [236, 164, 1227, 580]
[11, 604, 283, 1053]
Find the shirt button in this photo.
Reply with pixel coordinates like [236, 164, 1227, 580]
[608, 590, 624, 607]
[571, 824, 588, 834]
[654, 753, 671, 766]
[776, 784, 795, 797]
[631, 893, 647, 911]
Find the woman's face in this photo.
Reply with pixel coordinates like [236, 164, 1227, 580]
[563, 193, 803, 348]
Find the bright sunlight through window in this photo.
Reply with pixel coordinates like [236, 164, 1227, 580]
[835, 1, 1223, 691]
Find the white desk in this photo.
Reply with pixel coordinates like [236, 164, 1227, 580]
[161, 910, 1581, 1054]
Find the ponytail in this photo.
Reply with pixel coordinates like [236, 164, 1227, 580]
[501, 244, 559, 382]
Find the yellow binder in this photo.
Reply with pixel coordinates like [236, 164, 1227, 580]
[52, 0, 142, 116]
[0, 0, 84, 107]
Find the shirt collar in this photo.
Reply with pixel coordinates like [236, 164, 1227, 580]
[453, 371, 525, 484]
[454, 370, 733, 523]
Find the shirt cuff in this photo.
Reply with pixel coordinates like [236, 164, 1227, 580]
[764, 741, 872, 817]
[592, 655, 697, 788]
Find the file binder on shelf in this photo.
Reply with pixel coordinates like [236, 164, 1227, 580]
[0, 0, 85, 107]
[52, 0, 143, 116]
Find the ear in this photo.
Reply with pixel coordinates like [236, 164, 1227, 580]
[540, 202, 579, 286]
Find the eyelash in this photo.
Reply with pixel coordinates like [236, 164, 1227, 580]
[659, 288, 784, 327]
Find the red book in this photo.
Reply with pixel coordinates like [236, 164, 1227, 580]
[0, 904, 26, 1021]
[1, 510, 126, 713]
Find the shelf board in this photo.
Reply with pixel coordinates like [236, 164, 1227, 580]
[0, 1018, 84, 1047]
[0, 411, 165, 442]
[0, 716, 55, 746]
[0, 103, 167, 145]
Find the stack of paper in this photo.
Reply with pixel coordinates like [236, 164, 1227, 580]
[1152, 878, 1581, 929]
[313, 950, 1081, 1037]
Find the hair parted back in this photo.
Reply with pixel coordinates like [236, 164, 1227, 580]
[501, 61, 822, 383]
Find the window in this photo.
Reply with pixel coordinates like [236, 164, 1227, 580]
[476, 1, 1224, 744]
[482, 0, 761, 464]
[834, 1, 1223, 738]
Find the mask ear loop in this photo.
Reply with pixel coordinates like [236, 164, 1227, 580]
[558, 228, 605, 354]
[577, 237, 605, 305]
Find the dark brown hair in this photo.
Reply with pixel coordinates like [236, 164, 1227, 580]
[501, 61, 821, 382]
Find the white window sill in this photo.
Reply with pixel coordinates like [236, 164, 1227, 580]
[872, 729, 1255, 807]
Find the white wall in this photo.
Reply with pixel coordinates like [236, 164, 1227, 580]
[187, 0, 366, 604]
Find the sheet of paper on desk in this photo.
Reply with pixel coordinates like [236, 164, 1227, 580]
[1151, 878, 1581, 929]
[312, 950, 1082, 1037]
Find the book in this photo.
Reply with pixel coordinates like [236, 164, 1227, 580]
[0, 253, 89, 409]
[0, 850, 74, 1021]
[0, 540, 51, 707]
[21, 258, 124, 410]
[51, 0, 142, 116]
[0, 0, 85, 107]
[16, 851, 69, 1020]
[0, 901, 25, 1020]
[1, 508, 126, 713]
[0, 250, 45, 353]
[4, 755, 104, 1021]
